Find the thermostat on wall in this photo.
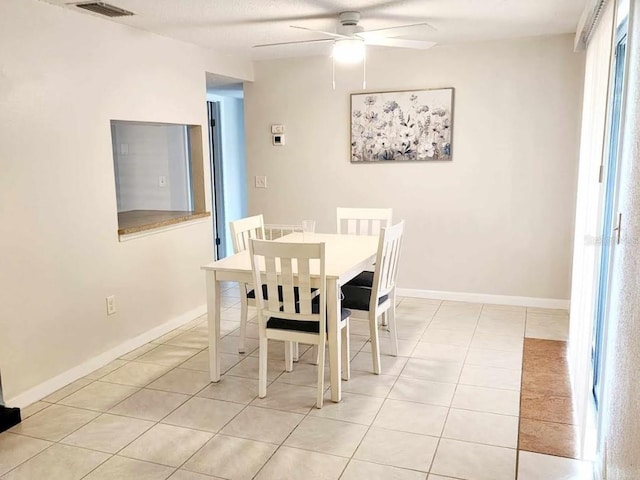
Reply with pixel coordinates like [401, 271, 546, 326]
[272, 134, 285, 146]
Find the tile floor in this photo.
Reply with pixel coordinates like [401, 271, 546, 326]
[1, 284, 594, 479]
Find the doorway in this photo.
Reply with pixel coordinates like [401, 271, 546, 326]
[206, 73, 248, 260]
[591, 21, 628, 407]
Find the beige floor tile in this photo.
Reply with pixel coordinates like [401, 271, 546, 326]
[136, 345, 201, 368]
[443, 408, 519, 448]
[0, 433, 52, 476]
[350, 351, 408, 375]
[221, 405, 303, 444]
[373, 399, 448, 436]
[108, 389, 189, 421]
[354, 427, 438, 472]
[197, 375, 258, 404]
[147, 368, 211, 395]
[309, 392, 384, 425]
[465, 348, 523, 370]
[361, 338, 418, 357]
[284, 416, 367, 457]
[83, 455, 175, 480]
[419, 328, 474, 347]
[218, 334, 259, 355]
[61, 413, 154, 453]
[10, 405, 99, 441]
[254, 446, 348, 480]
[427, 316, 478, 334]
[340, 370, 397, 397]
[184, 434, 277, 480]
[427, 476, 453, 480]
[101, 362, 172, 387]
[180, 350, 243, 374]
[389, 377, 456, 406]
[164, 329, 210, 350]
[42, 378, 93, 403]
[459, 364, 522, 391]
[227, 356, 285, 381]
[250, 381, 318, 414]
[411, 343, 468, 363]
[150, 329, 185, 345]
[85, 360, 129, 381]
[341, 459, 427, 480]
[470, 333, 523, 353]
[517, 451, 592, 480]
[1, 444, 109, 480]
[431, 439, 516, 480]
[483, 304, 527, 314]
[120, 423, 212, 467]
[274, 362, 331, 388]
[401, 358, 463, 384]
[475, 317, 525, 338]
[19, 402, 51, 420]
[120, 343, 158, 361]
[169, 470, 221, 480]
[526, 307, 568, 316]
[58, 381, 139, 412]
[525, 314, 570, 341]
[451, 385, 520, 416]
[162, 397, 243, 432]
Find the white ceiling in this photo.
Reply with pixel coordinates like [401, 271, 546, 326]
[44, 0, 586, 60]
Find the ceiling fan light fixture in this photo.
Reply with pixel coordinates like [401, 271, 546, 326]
[332, 38, 365, 64]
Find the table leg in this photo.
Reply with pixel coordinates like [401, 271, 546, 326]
[327, 278, 342, 403]
[206, 271, 221, 382]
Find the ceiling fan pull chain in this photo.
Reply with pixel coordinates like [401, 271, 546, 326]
[362, 49, 367, 90]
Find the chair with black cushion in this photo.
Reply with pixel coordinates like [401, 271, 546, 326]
[249, 239, 351, 408]
[337, 208, 392, 291]
[341, 221, 404, 374]
[230, 214, 266, 354]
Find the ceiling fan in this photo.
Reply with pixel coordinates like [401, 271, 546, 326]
[253, 11, 437, 63]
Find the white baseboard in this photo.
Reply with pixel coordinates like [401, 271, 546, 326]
[6, 304, 207, 409]
[396, 288, 570, 310]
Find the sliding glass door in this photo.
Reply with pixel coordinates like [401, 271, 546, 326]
[592, 26, 627, 407]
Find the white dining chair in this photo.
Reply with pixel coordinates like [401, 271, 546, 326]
[337, 207, 392, 288]
[341, 221, 405, 374]
[249, 239, 351, 408]
[230, 214, 266, 354]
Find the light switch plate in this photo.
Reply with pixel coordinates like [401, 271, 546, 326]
[158, 175, 167, 187]
[271, 124, 284, 134]
[255, 176, 267, 188]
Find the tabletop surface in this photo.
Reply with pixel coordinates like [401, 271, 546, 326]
[201, 232, 378, 278]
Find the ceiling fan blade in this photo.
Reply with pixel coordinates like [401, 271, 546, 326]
[290, 25, 350, 39]
[358, 23, 437, 39]
[253, 38, 334, 49]
[364, 37, 436, 50]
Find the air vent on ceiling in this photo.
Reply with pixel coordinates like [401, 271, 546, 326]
[75, 1, 134, 17]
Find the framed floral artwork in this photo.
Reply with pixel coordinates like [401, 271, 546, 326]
[350, 87, 454, 162]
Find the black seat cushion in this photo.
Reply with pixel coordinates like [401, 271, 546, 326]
[340, 285, 388, 311]
[345, 270, 374, 288]
[267, 302, 351, 333]
[247, 285, 315, 301]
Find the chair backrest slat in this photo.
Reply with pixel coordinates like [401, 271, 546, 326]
[249, 240, 326, 329]
[372, 221, 405, 301]
[230, 214, 265, 254]
[337, 207, 393, 236]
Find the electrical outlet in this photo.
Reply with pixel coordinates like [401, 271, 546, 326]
[255, 176, 267, 188]
[106, 296, 116, 316]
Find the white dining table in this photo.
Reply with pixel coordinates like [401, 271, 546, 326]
[201, 232, 378, 402]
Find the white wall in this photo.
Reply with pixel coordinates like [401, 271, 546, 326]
[244, 34, 584, 301]
[113, 123, 191, 212]
[0, 0, 252, 401]
[208, 93, 248, 257]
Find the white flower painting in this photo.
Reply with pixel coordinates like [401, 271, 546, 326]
[351, 88, 454, 162]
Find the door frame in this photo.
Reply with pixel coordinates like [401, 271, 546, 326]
[207, 101, 226, 260]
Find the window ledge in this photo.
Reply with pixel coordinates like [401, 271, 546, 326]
[117, 210, 211, 239]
